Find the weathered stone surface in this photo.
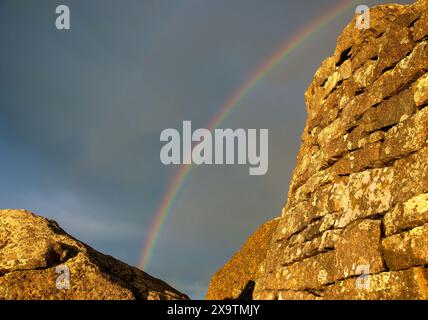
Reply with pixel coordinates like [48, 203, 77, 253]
[259, 251, 337, 292]
[358, 89, 416, 136]
[280, 229, 342, 266]
[209, 0, 428, 300]
[383, 107, 428, 159]
[288, 212, 338, 245]
[413, 10, 428, 41]
[413, 73, 428, 107]
[254, 220, 385, 297]
[0, 210, 188, 300]
[382, 223, 428, 270]
[205, 218, 279, 300]
[277, 290, 318, 300]
[253, 290, 277, 300]
[324, 267, 428, 300]
[384, 193, 428, 236]
[335, 220, 385, 278]
[336, 167, 394, 228]
[392, 146, 428, 203]
[281, 237, 322, 266]
[275, 202, 316, 242]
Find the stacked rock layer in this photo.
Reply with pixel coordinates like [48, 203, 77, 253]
[208, 0, 428, 300]
[255, 0, 428, 300]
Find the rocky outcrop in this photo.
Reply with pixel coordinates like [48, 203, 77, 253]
[206, 218, 279, 300]
[209, 0, 428, 300]
[0, 209, 188, 300]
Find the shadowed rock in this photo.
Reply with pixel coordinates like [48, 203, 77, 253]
[205, 218, 279, 300]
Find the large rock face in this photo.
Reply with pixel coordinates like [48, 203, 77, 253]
[0, 210, 188, 300]
[206, 218, 279, 300]
[210, 0, 428, 300]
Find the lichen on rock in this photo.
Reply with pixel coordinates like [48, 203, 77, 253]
[0, 209, 188, 300]
[208, 0, 428, 300]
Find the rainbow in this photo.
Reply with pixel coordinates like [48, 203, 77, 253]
[139, 0, 358, 269]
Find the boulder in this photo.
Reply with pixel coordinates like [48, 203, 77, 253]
[0, 209, 188, 300]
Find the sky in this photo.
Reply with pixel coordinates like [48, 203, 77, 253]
[0, 0, 413, 299]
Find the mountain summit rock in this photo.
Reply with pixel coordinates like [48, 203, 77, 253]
[208, 0, 428, 300]
[0, 209, 188, 300]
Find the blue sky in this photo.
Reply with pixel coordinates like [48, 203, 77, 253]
[0, 0, 412, 299]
